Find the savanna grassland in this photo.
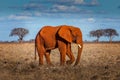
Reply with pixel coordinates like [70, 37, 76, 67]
[0, 42, 120, 80]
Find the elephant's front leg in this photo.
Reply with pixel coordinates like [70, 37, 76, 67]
[58, 40, 67, 66]
[66, 44, 75, 65]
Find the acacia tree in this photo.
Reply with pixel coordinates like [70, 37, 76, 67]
[89, 29, 104, 42]
[103, 28, 119, 43]
[9, 28, 29, 42]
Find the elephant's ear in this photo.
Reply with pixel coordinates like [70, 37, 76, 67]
[58, 26, 72, 43]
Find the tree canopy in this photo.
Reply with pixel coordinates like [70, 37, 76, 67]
[89, 28, 119, 42]
[89, 29, 104, 42]
[9, 28, 29, 42]
[104, 29, 119, 43]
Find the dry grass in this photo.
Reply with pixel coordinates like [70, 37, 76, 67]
[0, 42, 120, 80]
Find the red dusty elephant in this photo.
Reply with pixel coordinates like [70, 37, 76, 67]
[35, 25, 83, 66]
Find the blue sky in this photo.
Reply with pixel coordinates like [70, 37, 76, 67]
[0, 0, 120, 41]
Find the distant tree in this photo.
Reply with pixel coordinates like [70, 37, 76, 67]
[29, 39, 35, 42]
[89, 29, 104, 42]
[9, 28, 29, 42]
[103, 28, 119, 43]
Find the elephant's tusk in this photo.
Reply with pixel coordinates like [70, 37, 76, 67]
[78, 44, 82, 48]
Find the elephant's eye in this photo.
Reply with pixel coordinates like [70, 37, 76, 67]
[72, 37, 76, 43]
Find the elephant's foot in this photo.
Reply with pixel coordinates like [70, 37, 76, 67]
[60, 62, 66, 66]
[39, 61, 44, 66]
[47, 63, 54, 66]
[39, 63, 44, 66]
[66, 60, 73, 65]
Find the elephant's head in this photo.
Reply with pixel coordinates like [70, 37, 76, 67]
[58, 25, 83, 66]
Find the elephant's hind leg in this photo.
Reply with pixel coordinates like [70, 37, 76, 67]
[36, 41, 45, 65]
[36, 46, 44, 65]
[37, 47, 45, 65]
[39, 53, 44, 65]
[36, 34, 47, 65]
[45, 50, 53, 65]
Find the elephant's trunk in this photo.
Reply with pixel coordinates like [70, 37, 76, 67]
[74, 36, 83, 66]
[74, 43, 83, 66]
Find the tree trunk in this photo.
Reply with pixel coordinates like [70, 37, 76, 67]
[96, 37, 99, 43]
[18, 36, 23, 43]
[109, 36, 112, 43]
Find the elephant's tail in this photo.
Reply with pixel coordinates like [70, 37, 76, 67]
[34, 40, 37, 60]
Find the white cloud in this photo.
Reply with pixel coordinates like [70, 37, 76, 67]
[74, 0, 84, 4]
[8, 15, 32, 20]
[23, 3, 41, 8]
[53, 4, 79, 12]
[91, 0, 99, 5]
[34, 12, 41, 16]
[0, 17, 4, 21]
[7, 11, 42, 21]
[53, 5, 67, 11]
[87, 18, 96, 22]
[18, 12, 33, 16]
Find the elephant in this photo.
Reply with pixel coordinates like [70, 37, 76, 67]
[35, 25, 83, 66]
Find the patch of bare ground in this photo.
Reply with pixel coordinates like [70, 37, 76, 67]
[0, 42, 120, 80]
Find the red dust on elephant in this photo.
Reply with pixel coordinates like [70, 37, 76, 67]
[35, 25, 83, 66]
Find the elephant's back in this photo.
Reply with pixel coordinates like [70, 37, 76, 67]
[40, 26, 59, 33]
[39, 26, 60, 50]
